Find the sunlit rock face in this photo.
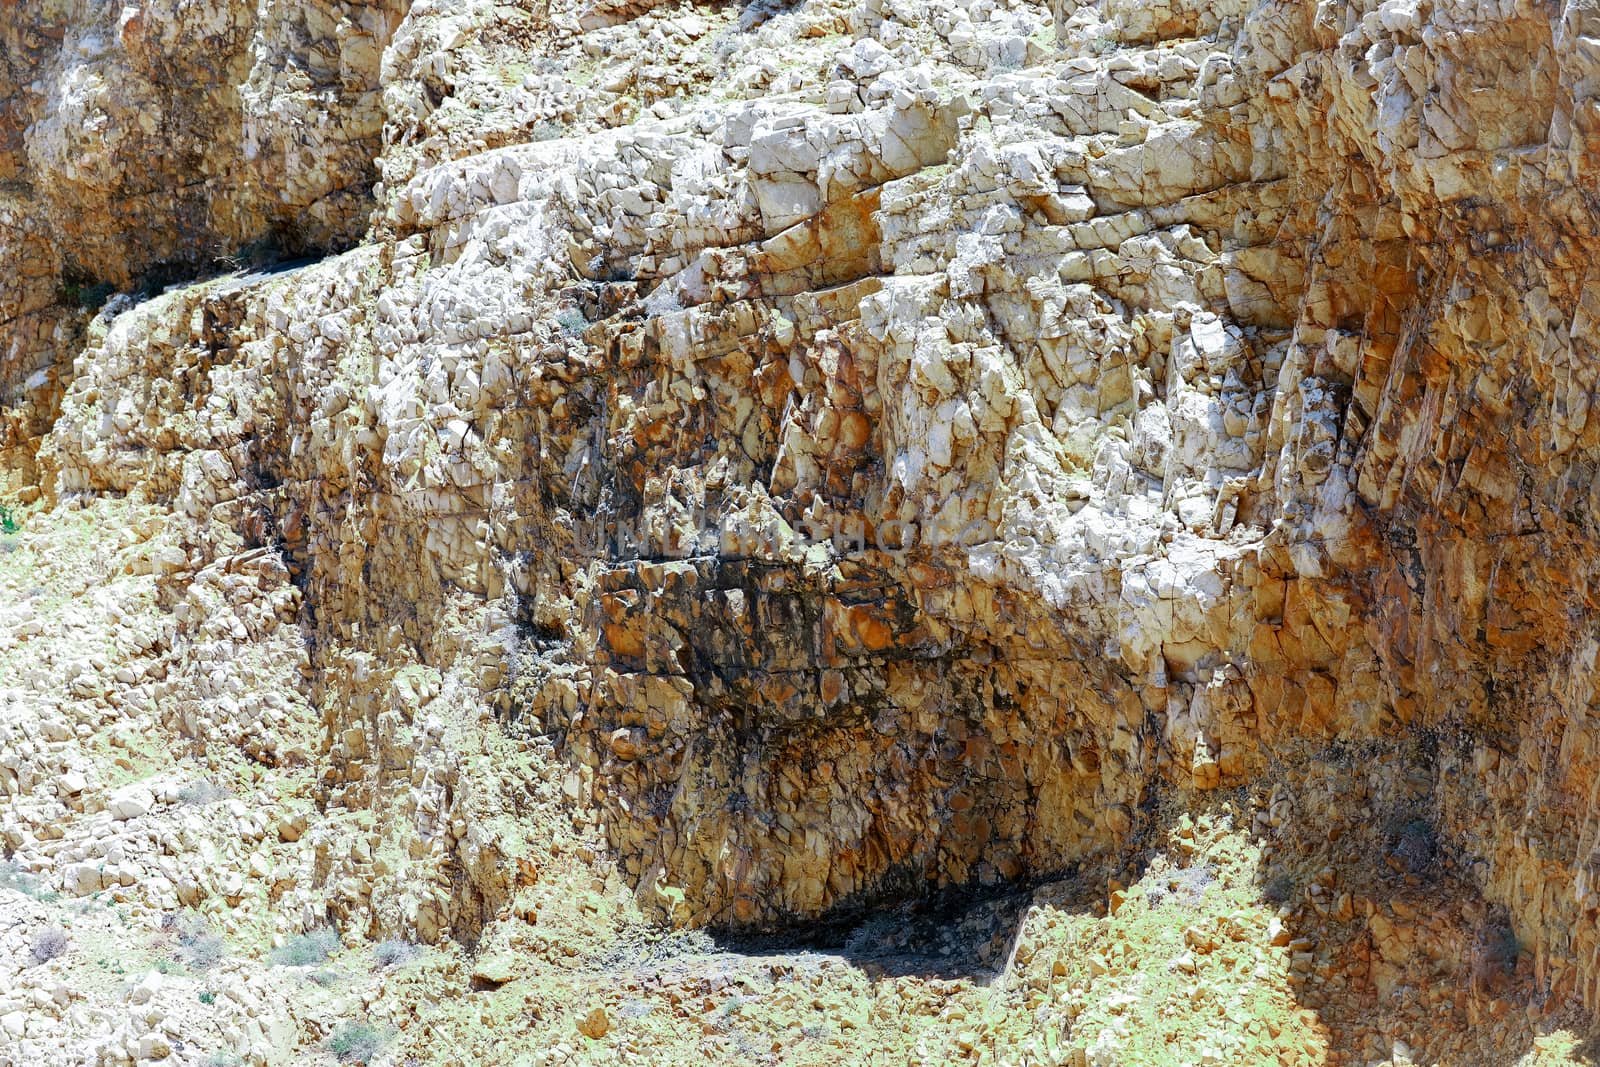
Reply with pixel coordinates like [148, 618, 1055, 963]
[9, 0, 1600, 1026]
[5, 0, 401, 283]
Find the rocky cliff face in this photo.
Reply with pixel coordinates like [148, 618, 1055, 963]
[6, 0, 1600, 1063]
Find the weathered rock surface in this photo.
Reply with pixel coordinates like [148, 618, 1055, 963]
[7, 0, 1600, 1063]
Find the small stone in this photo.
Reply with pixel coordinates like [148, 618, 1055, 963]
[137, 1031, 172, 1059]
[578, 1006, 609, 1039]
[128, 971, 162, 1006]
[276, 812, 306, 842]
[472, 954, 516, 985]
[607, 728, 644, 760]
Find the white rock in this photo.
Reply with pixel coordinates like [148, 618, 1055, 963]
[109, 784, 154, 821]
[128, 971, 162, 1006]
[64, 862, 102, 896]
[137, 1031, 172, 1059]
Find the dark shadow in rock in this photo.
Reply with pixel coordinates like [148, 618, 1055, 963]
[1249, 736, 1600, 1066]
[578, 869, 1102, 987]
[709, 864, 1111, 984]
[738, 0, 802, 32]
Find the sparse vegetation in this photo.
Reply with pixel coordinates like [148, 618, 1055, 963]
[177, 780, 230, 806]
[326, 1022, 387, 1064]
[271, 927, 341, 967]
[0, 858, 54, 899]
[58, 277, 116, 311]
[173, 912, 226, 970]
[30, 925, 70, 964]
[554, 307, 587, 336]
[1392, 817, 1437, 875]
[1261, 872, 1296, 905]
[3, 7, 1596, 1067]
[373, 938, 419, 969]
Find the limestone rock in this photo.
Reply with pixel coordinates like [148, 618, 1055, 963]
[3, 0, 1600, 1063]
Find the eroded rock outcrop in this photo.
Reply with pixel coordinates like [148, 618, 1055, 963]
[8, 0, 1600, 1063]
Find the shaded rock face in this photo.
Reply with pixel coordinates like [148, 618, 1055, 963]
[0, 0, 404, 492]
[10, 0, 1600, 1006]
[3, 0, 402, 284]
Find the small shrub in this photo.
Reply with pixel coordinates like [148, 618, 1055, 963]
[307, 969, 341, 988]
[1261, 872, 1296, 905]
[198, 990, 216, 1005]
[177, 781, 229, 806]
[1392, 818, 1437, 875]
[204, 1054, 242, 1067]
[372, 939, 419, 969]
[326, 1022, 387, 1065]
[0, 859, 49, 898]
[174, 913, 226, 970]
[58, 279, 116, 311]
[0, 504, 18, 535]
[532, 120, 564, 141]
[30, 925, 69, 964]
[554, 307, 587, 336]
[271, 927, 341, 967]
[711, 994, 746, 1030]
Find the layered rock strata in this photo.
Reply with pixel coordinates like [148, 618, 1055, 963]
[6, 0, 1600, 1062]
